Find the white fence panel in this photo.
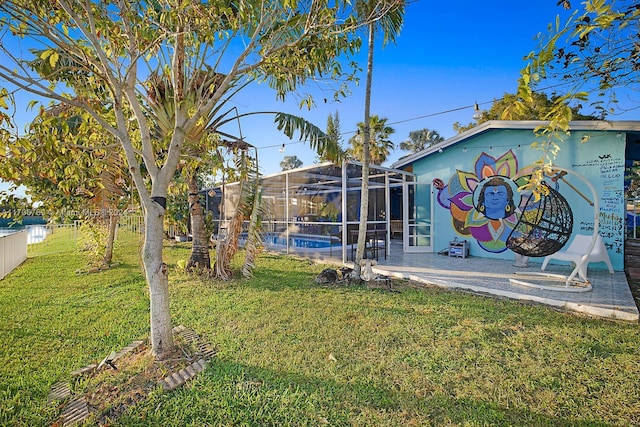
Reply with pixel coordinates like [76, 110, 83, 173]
[0, 229, 28, 280]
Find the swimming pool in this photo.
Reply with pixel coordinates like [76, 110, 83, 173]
[262, 233, 338, 249]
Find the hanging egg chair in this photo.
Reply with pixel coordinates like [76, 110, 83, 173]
[506, 182, 573, 258]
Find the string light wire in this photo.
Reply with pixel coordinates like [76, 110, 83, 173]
[258, 78, 634, 152]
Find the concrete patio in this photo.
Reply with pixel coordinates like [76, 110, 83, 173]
[312, 241, 639, 322]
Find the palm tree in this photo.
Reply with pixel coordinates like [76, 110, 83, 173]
[352, 0, 404, 276]
[348, 115, 395, 165]
[399, 128, 444, 153]
[148, 70, 343, 278]
[147, 70, 225, 273]
[214, 141, 261, 280]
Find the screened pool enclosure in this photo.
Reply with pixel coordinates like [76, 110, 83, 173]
[204, 161, 433, 262]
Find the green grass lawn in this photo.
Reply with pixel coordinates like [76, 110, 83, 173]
[1, 229, 639, 426]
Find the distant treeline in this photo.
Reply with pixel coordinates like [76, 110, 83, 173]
[0, 216, 47, 228]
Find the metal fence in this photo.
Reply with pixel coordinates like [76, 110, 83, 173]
[118, 215, 144, 234]
[25, 223, 81, 256]
[23, 215, 145, 256]
[0, 214, 148, 271]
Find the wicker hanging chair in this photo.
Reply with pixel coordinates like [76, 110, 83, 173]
[506, 182, 573, 257]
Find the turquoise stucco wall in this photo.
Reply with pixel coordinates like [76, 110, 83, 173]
[409, 128, 626, 270]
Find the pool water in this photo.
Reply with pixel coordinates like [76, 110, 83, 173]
[263, 234, 336, 249]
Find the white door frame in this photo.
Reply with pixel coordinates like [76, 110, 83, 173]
[403, 179, 433, 253]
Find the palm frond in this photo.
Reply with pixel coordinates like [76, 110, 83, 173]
[356, 0, 405, 46]
[214, 207, 244, 280]
[274, 113, 344, 163]
[214, 174, 247, 280]
[213, 146, 258, 279]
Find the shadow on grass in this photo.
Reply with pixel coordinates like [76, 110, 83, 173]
[126, 357, 608, 427]
[235, 253, 322, 291]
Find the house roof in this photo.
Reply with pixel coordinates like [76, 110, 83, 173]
[206, 160, 415, 198]
[391, 120, 640, 169]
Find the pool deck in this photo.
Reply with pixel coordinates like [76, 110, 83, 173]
[305, 241, 639, 322]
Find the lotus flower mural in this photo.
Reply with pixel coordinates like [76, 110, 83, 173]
[434, 150, 529, 253]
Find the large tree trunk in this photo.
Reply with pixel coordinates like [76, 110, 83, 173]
[186, 172, 211, 271]
[101, 210, 119, 268]
[354, 23, 375, 277]
[143, 200, 175, 359]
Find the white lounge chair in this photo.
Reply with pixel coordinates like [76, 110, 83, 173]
[541, 234, 614, 282]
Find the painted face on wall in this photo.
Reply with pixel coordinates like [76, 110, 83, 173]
[482, 185, 508, 219]
[434, 150, 524, 253]
[476, 177, 516, 220]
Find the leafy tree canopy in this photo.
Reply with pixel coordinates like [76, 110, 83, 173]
[513, 0, 639, 190]
[316, 111, 344, 163]
[0, 104, 130, 216]
[453, 92, 596, 134]
[0, 0, 403, 359]
[522, 0, 640, 120]
[280, 155, 303, 171]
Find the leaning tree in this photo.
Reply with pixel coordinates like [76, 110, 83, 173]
[0, 0, 398, 359]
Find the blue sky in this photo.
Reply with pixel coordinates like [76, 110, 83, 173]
[231, 0, 586, 175]
[2, 1, 637, 196]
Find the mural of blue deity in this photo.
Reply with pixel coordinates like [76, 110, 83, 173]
[434, 150, 530, 253]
